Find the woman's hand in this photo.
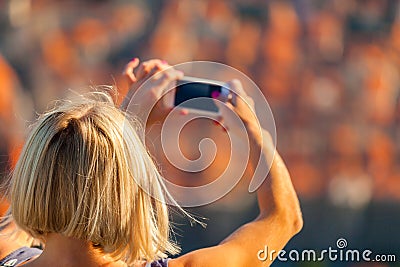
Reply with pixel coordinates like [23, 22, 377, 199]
[213, 79, 270, 147]
[120, 58, 184, 126]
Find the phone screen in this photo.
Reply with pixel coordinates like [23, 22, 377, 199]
[174, 80, 222, 113]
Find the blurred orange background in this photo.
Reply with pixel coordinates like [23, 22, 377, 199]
[0, 0, 399, 266]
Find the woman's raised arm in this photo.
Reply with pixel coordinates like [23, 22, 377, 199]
[169, 80, 303, 267]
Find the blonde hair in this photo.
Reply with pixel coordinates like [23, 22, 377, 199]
[9, 92, 179, 264]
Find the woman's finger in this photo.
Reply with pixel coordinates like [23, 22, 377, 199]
[154, 68, 184, 88]
[143, 61, 169, 81]
[135, 59, 167, 81]
[123, 58, 140, 85]
[228, 79, 246, 96]
[213, 97, 234, 113]
[224, 79, 248, 107]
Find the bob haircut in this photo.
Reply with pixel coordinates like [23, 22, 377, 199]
[9, 92, 179, 264]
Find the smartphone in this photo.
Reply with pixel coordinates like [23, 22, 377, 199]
[164, 76, 229, 115]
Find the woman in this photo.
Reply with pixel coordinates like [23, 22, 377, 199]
[3, 59, 302, 266]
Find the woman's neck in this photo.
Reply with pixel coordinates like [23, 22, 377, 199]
[21, 233, 134, 267]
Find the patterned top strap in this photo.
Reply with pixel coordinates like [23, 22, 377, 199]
[146, 258, 169, 267]
[0, 247, 42, 266]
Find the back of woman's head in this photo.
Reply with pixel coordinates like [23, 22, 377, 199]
[9, 92, 179, 264]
